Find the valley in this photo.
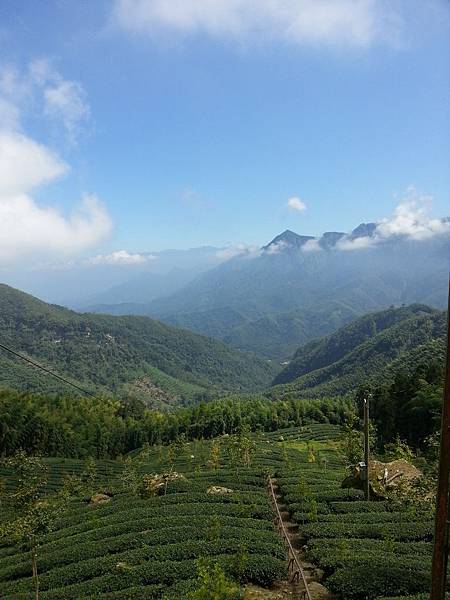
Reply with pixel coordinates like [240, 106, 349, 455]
[2, 4, 449, 598]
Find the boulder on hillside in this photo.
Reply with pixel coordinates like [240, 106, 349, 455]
[89, 493, 112, 505]
[141, 472, 186, 497]
[207, 486, 233, 495]
[342, 459, 422, 500]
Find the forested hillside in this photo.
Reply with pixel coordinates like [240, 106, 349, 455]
[272, 304, 446, 397]
[0, 285, 275, 405]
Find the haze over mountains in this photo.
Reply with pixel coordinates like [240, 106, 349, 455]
[84, 218, 450, 360]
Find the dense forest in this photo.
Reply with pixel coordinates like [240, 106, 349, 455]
[0, 389, 354, 458]
[0, 284, 276, 406]
[272, 304, 446, 397]
[0, 352, 444, 458]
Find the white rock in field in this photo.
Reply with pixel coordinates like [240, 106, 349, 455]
[207, 486, 233, 495]
[89, 493, 111, 505]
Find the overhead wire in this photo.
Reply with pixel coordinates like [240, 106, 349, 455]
[0, 340, 177, 409]
[0, 341, 97, 398]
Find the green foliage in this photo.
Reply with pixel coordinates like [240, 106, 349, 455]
[272, 304, 446, 398]
[371, 363, 443, 448]
[384, 435, 415, 461]
[338, 415, 363, 466]
[0, 452, 72, 600]
[276, 423, 437, 600]
[188, 558, 240, 600]
[0, 284, 276, 405]
[0, 390, 353, 458]
[0, 439, 288, 599]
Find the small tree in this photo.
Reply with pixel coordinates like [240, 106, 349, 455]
[227, 429, 255, 475]
[231, 544, 248, 583]
[384, 435, 414, 462]
[307, 443, 316, 463]
[82, 456, 97, 489]
[307, 497, 318, 523]
[120, 456, 140, 495]
[206, 515, 222, 541]
[297, 475, 308, 524]
[281, 442, 290, 466]
[207, 439, 221, 470]
[338, 415, 364, 466]
[188, 558, 239, 600]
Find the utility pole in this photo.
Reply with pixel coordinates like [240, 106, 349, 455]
[431, 277, 450, 600]
[363, 395, 370, 501]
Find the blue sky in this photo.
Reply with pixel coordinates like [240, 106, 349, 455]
[0, 0, 449, 266]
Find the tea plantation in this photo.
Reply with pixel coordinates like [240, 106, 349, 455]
[0, 435, 290, 599]
[0, 424, 439, 599]
[274, 427, 437, 600]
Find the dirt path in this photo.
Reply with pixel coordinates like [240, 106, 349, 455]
[244, 478, 332, 600]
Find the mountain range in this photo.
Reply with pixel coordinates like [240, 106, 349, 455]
[86, 222, 449, 360]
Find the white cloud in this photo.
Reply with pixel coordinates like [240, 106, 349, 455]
[112, 0, 401, 49]
[0, 193, 112, 264]
[337, 190, 450, 251]
[43, 80, 90, 142]
[302, 238, 322, 252]
[1, 60, 90, 143]
[87, 250, 156, 266]
[287, 196, 307, 213]
[265, 240, 287, 255]
[0, 97, 20, 131]
[31, 59, 90, 143]
[0, 63, 112, 266]
[216, 243, 260, 260]
[336, 234, 377, 251]
[376, 195, 449, 241]
[0, 131, 67, 196]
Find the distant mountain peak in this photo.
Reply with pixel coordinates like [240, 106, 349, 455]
[349, 222, 377, 240]
[319, 231, 346, 249]
[263, 230, 315, 251]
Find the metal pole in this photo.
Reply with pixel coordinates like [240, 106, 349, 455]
[431, 277, 450, 600]
[364, 396, 370, 501]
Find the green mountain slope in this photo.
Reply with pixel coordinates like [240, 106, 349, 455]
[271, 304, 446, 397]
[91, 230, 449, 360]
[0, 284, 275, 405]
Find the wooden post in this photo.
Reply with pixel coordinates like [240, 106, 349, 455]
[364, 396, 370, 501]
[431, 277, 450, 600]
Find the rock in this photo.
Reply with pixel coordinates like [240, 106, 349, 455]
[342, 459, 422, 500]
[89, 493, 111, 505]
[308, 582, 332, 600]
[141, 472, 186, 497]
[207, 485, 233, 495]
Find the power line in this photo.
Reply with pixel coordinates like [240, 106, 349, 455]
[0, 341, 183, 409]
[0, 341, 97, 398]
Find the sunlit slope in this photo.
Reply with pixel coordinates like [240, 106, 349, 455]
[0, 438, 289, 599]
[272, 304, 446, 397]
[0, 284, 276, 404]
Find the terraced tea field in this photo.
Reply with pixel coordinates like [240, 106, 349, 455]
[0, 424, 438, 599]
[274, 426, 436, 600]
[0, 437, 290, 599]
